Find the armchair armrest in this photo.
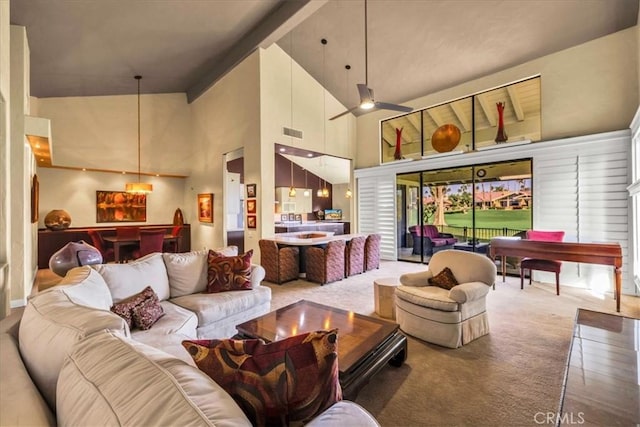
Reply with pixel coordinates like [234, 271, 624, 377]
[399, 270, 434, 287]
[249, 264, 266, 288]
[448, 281, 491, 303]
[438, 232, 454, 238]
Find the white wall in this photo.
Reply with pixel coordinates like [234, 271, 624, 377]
[356, 26, 639, 169]
[0, 0, 11, 318]
[34, 93, 192, 176]
[36, 168, 186, 228]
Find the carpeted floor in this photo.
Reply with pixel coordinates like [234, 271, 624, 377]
[263, 261, 639, 427]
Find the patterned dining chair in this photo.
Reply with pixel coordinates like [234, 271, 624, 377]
[364, 234, 381, 271]
[258, 239, 299, 284]
[345, 235, 366, 277]
[305, 240, 345, 285]
[520, 230, 565, 295]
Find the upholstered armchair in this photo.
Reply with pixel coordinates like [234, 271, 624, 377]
[364, 234, 381, 271]
[345, 235, 366, 277]
[408, 225, 458, 256]
[396, 249, 497, 348]
[305, 240, 345, 285]
[259, 239, 300, 284]
[87, 229, 115, 263]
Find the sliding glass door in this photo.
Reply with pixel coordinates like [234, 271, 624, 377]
[397, 159, 532, 263]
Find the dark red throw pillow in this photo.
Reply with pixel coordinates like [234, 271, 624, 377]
[132, 297, 164, 330]
[110, 286, 158, 328]
[429, 267, 459, 290]
[182, 329, 342, 426]
[206, 249, 253, 293]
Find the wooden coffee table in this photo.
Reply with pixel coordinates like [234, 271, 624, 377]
[236, 300, 407, 399]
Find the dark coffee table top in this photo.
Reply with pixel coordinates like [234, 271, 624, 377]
[236, 300, 399, 374]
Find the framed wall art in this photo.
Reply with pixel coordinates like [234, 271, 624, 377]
[96, 191, 147, 223]
[198, 193, 214, 223]
[246, 199, 256, 214]
[246, 183, 256, 198]
[247, 215, 256, 229]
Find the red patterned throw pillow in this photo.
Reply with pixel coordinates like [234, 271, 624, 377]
[206, 249, 253, 293]
[110, 286, 163, 329]
[132, 297, 164, 330]
[182, 329, 342, 426]
[429, 267, 459, 290]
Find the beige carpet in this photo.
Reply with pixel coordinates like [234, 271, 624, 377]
[263, 261, 639, 427]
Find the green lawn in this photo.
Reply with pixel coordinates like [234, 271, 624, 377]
[443, 209, 531, 232]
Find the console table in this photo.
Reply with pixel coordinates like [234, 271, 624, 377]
[489, 239, 623, 312]
[558, 309, 639, 425]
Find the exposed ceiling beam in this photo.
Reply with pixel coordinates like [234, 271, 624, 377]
[507, 86, 525, 121]
[426, 109, 445, 127]
[187, 0, 327, 103]
[476, 93, 497, 126]
[450, 100, 471, 132]
[405, 113, 422, 136]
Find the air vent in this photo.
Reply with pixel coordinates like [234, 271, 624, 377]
[283, 127, 303, 139]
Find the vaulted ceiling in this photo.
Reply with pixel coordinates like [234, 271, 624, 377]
[11, 0, 639, 116]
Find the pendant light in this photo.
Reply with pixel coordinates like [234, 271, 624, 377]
[321, 39, 330, 199]
[125, 75, 153, 194]
[288, 161, 296, 197]
[317, 177, 323, 197]
[303, 170, 310, 197]
[344, 65, 353, 199]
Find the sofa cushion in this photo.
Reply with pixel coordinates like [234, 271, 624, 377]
[131, 301, 198, 340]
[396, 285, 460, 312]
[305, 401, 380, 427]
[163, 249, 208, 297]
[206, 249, 253, 293]
[171, 286, 271, 328]
[110, 286, 159, 328]
[19, 290, 128, 410]
[430, 238, 452, 247]
[93, 253, 170, 302]
[58, 266, 114, 310]
[182, 329, 342, 426]
[57, 330, 251, 427]
[429, 267, 459, 290]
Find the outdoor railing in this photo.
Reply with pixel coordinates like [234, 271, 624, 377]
[437, 225, 526, 242]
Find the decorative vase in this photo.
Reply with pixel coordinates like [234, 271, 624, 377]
[173, 208, 184, 225]
[431, 124, 461, 153]
[495, 102, 508, 143]
[48, 240, 103, 277]
[394, 127, 403, 160]
[44, 209, 72, 230]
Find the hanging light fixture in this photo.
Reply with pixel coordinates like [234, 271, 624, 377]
[303, 170, 310, 197]
[125, 75, 153, 194]
[321, 39, 330, 199]
[317, 177, 323, 197]
[344, 65, 353, 199]
[288, 161, 296, 197]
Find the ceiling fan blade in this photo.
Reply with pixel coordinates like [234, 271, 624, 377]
[374, 101, 413, 113]
[357, 83, 372, 103]
[329, 105, 360, 121]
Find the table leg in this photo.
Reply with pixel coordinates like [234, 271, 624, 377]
[114, 242, 121, 263]
[501, 255, 506, 282]
[614, 266, 621, 312]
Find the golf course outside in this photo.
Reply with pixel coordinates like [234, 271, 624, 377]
[440, 208, 531, 240]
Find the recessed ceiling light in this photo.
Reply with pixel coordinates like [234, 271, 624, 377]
[279, 148, 286, 152]
[155, 174, 159, 177]
[122, 171, 126, 174]
[307, 153, 313, 157]
[82, 168, 86, 171]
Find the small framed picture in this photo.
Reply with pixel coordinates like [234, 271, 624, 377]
[288, 213, 295, 221]
[247, 215, 257, 229]
[295, 214, 302, 222]
[246, 199, 256, 214]
[246, 184, 256, 198]
[280, 214, 288, 222]
[197, 193, 214, 223]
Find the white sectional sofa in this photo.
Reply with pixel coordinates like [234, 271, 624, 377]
[0, 249, 379, 426]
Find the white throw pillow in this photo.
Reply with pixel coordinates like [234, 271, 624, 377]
[163, 250, 208, 298]
[93, 253, 170, 302]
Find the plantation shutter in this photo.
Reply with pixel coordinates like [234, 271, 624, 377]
[358, 175, 396, 260]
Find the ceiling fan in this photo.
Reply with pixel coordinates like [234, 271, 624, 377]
[330, 0, 413, 121]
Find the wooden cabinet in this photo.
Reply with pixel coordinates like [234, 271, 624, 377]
[37, 224, 191, 269]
